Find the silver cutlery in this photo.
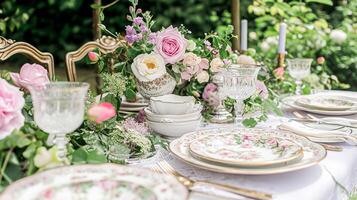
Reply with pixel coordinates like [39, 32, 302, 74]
[152, 160, 272, 200]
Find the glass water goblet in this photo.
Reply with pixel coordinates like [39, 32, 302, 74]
[224, 65, 260, 123]
[28, 82, 89, 160]
[287, 58, 313, 95]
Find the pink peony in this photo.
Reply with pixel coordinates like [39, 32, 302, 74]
[273, 67, 285, 80]
[154, 26, 187, 64]
[10, 63, 50, 90]
[0, 78, 25, 140]
[88, 52, 99, 63]
[88, 102, 116, 124]
[256, 80, 269, 99]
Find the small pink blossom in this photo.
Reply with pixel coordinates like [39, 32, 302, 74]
[0, 78, 25, 140]
[202, 83, 219, 107]
[136, 109, 146, 123]
[133, 17, 144, 25]
[88, 52, 99, 63]
[154, 26, 187, 64]
[123, 117, 149, 135]
[10, 63, 50, 90]
[273, 67, 285, 80]
[88, 102, 116, 124]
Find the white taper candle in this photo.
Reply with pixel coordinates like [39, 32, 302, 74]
[278, 23, 287, 54]
[240, 19, 248, 51]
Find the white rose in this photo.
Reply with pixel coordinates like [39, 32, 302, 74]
[236, 55, 256, 65]
[330, 29, 347, 44]
[196, 70, 209, 83]
[210, 57, 224, 72]
[131, 53, 166, 82]
[260, 41, 270, 52]
[182, 52, 201, 66]
[186, 40, 196, 51]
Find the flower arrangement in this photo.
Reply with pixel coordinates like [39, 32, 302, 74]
[89, 0, 281, 126]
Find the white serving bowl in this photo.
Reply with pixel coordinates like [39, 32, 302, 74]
[144, 106, 202, 122]
[150, 94, 195, 115]
[147, 118, 201, 138]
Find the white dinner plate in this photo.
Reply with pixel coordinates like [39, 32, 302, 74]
[169, 128, 326, 175]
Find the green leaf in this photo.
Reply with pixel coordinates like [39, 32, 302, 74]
[90, 3, 102, 9]
[71, 148, 88, 164]
[242, 118, 258, 128]
[23, 143, 37, 159]
[16, 137, 31, 148]
[305, 0, 333, 6]
[124, 89, 136, 102]
[102, 93, 120, 111]
[86, 150, 107, 164]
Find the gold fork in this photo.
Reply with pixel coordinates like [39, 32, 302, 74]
[154, 160, 272, 200]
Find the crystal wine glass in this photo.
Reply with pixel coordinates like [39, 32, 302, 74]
[287, 58, 312, 95]
[28, 82, 89, 160]
[224, 64, 260, 123]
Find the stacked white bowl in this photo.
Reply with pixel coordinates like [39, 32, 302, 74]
[145, 94, 202, 138]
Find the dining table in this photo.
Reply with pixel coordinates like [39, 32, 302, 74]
[130, 90, 357, 200]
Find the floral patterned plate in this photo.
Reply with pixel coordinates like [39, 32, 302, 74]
[189, 133, 303, 167]
[295, 95, 357, 111]
[169, 128, 326, 175]
[0, 164, 188, 200]
[282, 95, 357, 116]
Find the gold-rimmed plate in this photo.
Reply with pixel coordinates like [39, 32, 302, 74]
[1, 164, 188, 200]
[282, 96, 357, 116]
[189, 133, 303, 167]
[169, 128, 326, 175]
[295, 95, 357, 111]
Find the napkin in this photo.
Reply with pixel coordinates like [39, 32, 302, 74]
[279, 121, 357, 145]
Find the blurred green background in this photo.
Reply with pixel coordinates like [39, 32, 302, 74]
[0, 0, 356, 90]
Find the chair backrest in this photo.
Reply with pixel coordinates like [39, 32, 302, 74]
[0, 36, 55, 80]
[65, 36, 124, 82]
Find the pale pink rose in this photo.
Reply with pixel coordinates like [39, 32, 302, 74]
[273, 67, 285, 80]
[256, 80, 269, 99]
[182, 52, 201, 66]
[195, 70, 209, 83]
[154, 26, 187, 64]
[198, 58, 209, 70]
[0, 78, 25, 139]
[210, 58, 224, 73]
[88, 52, 99, 62]
[10, 63, 50, 90]
[181, 71, 192, 81]
[88, 102, 116, 124]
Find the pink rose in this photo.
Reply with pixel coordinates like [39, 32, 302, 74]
[154, 26, 187, 64]
[202, 83, 219, 107]
[317, 56, 325, 65]
[256, 80, 269, 99]
[0, 78, 25, 139]
[88, 102, 116, 124]
[10, 63, 50, 90]
[88, 52, 99, 63]
[273, 67, 285, 80]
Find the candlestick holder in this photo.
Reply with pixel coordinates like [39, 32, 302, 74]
[277, 53, 286, 68]
[209, 72, 234, 124]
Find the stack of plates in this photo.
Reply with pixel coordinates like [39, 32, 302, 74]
[96, 93, 149, 115]
[120, 95, 148, 114]
[1, 164, 188, 200]
[169, 128, 326, 175]
[282, 94, 357, 115]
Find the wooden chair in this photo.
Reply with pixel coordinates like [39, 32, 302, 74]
[0, 36, 55, 80]
[65, 36, 124, 82]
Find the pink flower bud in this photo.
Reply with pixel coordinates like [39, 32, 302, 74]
[126, 15, 132, 21]
[88, 102, 116, 124]
[273, 67, 285, 80]
[317, 56, 325, 65]
[192, 91, 201, 98]
[136, 8, 142, 14]
[88, 52, 99, 63]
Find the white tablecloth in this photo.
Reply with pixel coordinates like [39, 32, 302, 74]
[131, 90, 357, 200]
